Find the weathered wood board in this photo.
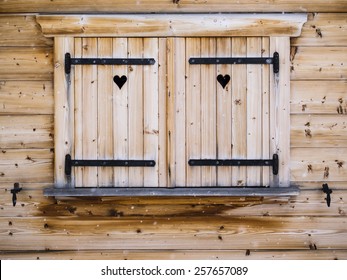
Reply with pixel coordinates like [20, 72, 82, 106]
[2, 0, 347, 13]
[1, 216, 347, 250]
[0, 116, 53, 149]
[0, 81, 53, 115]
[0, 47, 53, 80]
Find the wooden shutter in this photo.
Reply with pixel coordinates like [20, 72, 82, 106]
[168, 37, 290, 188]
[69, 38, 162, 187]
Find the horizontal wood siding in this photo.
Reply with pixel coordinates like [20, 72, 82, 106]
[0, 11, 346, 260]
[1, 1, 347, 13]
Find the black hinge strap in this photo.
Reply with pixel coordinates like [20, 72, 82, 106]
[189, 52, 279, 73]
[65, 53, 156, 74]
[322, 183, 333, 207]
[65, 154, 155, 176]
[189, 154, 279, 175]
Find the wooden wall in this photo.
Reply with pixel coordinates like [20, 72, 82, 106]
[1, 1, 347, 259]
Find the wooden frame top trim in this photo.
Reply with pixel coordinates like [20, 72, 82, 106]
[37, 14, 307, 37]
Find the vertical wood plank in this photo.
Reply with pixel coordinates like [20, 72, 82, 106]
[128, 38, 144, 187]
[166, 38, 175, 187]
[174, 38, 186, 187]
[262, 37, 271, 186]
[270, 37, 291, 187]
[231, 37, 247, 186]
[216, 37, 232, 186]
[166, 38, 186, 187]
[112, 38, 128, 187]
[97, 38, 113, 187]
[73, 38, 83, 187]
[200, 38, 217, 186]
[82, 37, 98, 187]
[53, 37, 74, 188]
[246, 37, 262, 186]
[158, 38, 168, 187]
[143, 38, 159, 186]
[186, 38, 201, 187]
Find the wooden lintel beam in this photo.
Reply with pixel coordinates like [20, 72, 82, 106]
[36, 14, 307, 38]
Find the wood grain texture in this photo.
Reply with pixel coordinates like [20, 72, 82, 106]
[97, 38, 114, 187]
[291, 115, 347, 147]
[0, 47, 52, 80]
[0, 81, 53, 115]
[291, 47, 347, 80]
[0, 15, 53, 47]
[36, 14, 307, 37]
[1, 188, 346, 217]
[291, 81, 347, 115]
[2, 1, 346, 13]
[0, 149, 53, 183]
[0, 115, 53, 149]
[1, 216, 346, 250]
[291, 148, 347, 182]
[1, 249, 346, 260]
[292, 13, 347, 47]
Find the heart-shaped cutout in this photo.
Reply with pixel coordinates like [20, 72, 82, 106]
[113, 75, 127, 89]
[217, 74, 230, 89]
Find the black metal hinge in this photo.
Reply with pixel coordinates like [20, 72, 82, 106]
[322, 183, 333, 207]
[10, 182, 22, 207]
[189, 51, 279, 74]
[65, 154, 155, 176]
[189, 154, 279, 175]
[65, 53, 156, 74]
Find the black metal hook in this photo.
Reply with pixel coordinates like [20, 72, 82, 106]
[322, 183, 332, 207]
[10, 182, 22, 207]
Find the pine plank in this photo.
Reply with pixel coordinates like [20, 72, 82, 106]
[36, 14, 307, 37]
[1, 187, 346, 218]
[97, 38, 113, 187]
[173, 38, 186, 187]
[246, 37, 262, 186]
[128, 38, 144, 187]
[0, 15, 53, 47]
[2, 1, 346, 13]
[1, 216, 347, 250]
[231, 37, 247, 186]
[166, 38, 175, 187]
[1, 249, 346, 260]
[262, 37, 271, 186]
[186, 38, 201, 187]
[112, 38, 128, 187]
[0, 115, 53, 149]
[270, 37, 291, 187]
[0, 47, 52, 80]
[54, 37, 74, 188]
[291, 115, 347, 148]
[291, 47, 347, 80]
[158, 38, 167, 187]
[216, 38, 232, 186]
[143, 38, 159, 187]
[292, 13, 347, 47]
[0, 81, 53, 115]
[291, 81, 347, 115]
[73, 38, 83, 187]
[81, 38, 98, 187]
[291, 148, 347, 182]
[200, 38, 217, 186]
[0, 149, 53, 183]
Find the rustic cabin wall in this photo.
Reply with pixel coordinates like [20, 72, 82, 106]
[1, 7, 347, 260]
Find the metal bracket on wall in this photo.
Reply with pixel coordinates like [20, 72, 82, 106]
[64, 52, 156, 74]
[322, 183, 333, 207]
[64, 154, 155, 176]
[10, 182, 22, 207]
[189, 51, 279, 73]
[189, 154, 279, 175]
